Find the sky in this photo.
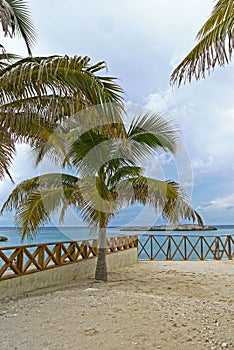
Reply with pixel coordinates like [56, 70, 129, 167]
[0, 0, 234, 226]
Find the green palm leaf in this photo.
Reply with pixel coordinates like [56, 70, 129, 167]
[1, 173, 78, 212]
[128, 112, 180, 158]
[0, 55, 124, 180]
[1, 172, 80, 239]
[0, 56, 124, 107]
[15, 188, 75, 239]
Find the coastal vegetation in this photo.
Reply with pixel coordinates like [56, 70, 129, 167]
[0, 1, 203, 281]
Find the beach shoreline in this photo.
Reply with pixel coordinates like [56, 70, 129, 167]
[0, 260, 233, 349]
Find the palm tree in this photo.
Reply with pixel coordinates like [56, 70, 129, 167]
[0, 0, 36, 55]
[170, 0, 234, 86]
[0, 54, 124, 181]
[1, 112, 202, 281]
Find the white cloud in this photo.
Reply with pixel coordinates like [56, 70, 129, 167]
[144, 65, 234, 178]
[198, 193, 234, 211]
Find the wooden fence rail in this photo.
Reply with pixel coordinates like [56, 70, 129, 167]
[0, 235, 138, 281]
[138, 234, 234, 261]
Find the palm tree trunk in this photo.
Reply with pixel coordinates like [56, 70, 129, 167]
[95, 226, 107, 281]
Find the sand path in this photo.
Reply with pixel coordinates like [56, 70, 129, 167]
[0, 260, 233, 350]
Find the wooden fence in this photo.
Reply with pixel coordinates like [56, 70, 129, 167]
[0, 235, 138, 281]
[138, 234, 234, 261]
[1, 234, 233, 281]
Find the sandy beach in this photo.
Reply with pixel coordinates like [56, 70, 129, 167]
[0, 260, 233, 350]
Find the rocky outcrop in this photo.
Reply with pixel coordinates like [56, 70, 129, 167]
[121, 224, 217, 231]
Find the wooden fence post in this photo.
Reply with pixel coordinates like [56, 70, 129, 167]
[17, 248, 24, 275]
[38, 245, 44, 270]
[200, 237, 204, 260]
[150, 235, 153, 260]
[184, 236, 187, 260]
[227, 236, 232, 260]
[166, 237, 171, 260]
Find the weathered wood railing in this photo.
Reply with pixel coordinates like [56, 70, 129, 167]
[138, 234, 234, 261]
[0, 235, 138, 281]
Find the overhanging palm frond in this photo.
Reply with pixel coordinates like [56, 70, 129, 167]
[0, 55, 125, 178]
[170, 0, 234, 86]
[0, 55, 124, 107]
[0, 56, 125, 136]
[0, 0, 36, 55]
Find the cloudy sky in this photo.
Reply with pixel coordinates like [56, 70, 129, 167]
[0, 0, 234, 226]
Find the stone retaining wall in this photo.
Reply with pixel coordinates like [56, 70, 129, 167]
[0, 248, 138, 300]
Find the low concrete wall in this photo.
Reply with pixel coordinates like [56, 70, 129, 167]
[0, 248, 138, 300]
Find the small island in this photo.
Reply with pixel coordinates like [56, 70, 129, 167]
[120, 224, 217, 231]
[0, 236, 8, 242]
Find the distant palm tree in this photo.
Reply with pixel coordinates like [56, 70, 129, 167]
[1, 112, 202, 281]
[0, 0, 36, 55]
[170, 0, 234, 86]
[0, 55, 124, 181]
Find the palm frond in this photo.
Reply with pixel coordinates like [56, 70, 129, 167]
[0, 127, 15, 181]
[107, 164, 143, 187]
[0, 0, 36, 55]
[0, 55, 125, 178]
[1, 172, 78, 213]
[116, 177, 202, 225]
[127, 112, 180, 159]
[170, 0, 234, 86]
[116, 176, 177, 207]
[72, 176, 118, 228]
[15, 187, 76, 239]
[0, 52, 20, 68]
[196, 0, 233, 40]
[0, 56, 124, 107]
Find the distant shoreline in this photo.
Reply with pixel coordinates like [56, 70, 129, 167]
[120, 224, 218, 231]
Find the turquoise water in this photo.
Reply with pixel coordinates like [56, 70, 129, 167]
[0, 226, 120, 248]
[0, 226, 233, 264]
[0, 225, 234, 248]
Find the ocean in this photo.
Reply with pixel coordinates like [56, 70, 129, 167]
[0, 225, 234, 248]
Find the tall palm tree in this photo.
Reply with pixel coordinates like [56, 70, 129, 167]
[0, 0, 36, 55]
[0, 54, 124, 181]
[170, 0, 234, 86]
[1, 112, 202, 281]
